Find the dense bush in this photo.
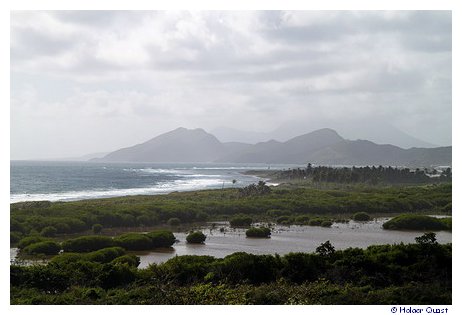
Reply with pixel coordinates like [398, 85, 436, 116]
[92, 224, 103, 234]
[246, 227, 271, 238]
[352, 212, 371, 221]
[10, 232, 22, 245]
[353, 212, 371, 221]
[40, 226, 57, 237]
[17, 236, 50, 250]
[294, 215, 311, 224]
[11, 184, 452, 241]
[383, 214, 451, 231]
[114, 233, 154, 251]
[84, 247, 126, 263]
[23, 241, 61, 255]
[111, 254, 140, 267]
[276, 216, 293, 225]
[167, 218, 181, 226]
[146, 230, 176, 248]
[230, 215, 253, 227]
[308, 218, 323, 226]
[62, 236, 116, 253]
[186, 231, 206, 244]
[10, 238, 452, 304]
[320, 220, 333, 228]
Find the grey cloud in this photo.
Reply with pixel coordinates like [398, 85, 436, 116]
[10, 11, 452, 159]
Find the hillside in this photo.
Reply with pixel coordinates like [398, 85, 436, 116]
[94, 127, 451, 166]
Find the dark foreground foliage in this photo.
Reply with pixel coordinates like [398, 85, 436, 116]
[11, 240, 451, 305]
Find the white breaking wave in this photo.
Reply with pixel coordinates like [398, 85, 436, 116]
[10, 178, 225, 203]
[122, 168, 183, 174]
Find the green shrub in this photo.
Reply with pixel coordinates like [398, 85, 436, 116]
[84, 247, 126, 263]
[114, 233, 154, 251]
[62, 235, 115, 253]
[353, 212, 372, 221]
[10, 232, 22, 245]
[92, 224, 103, 234]
[40, 226, 57, 237]
[195, 211, 209, 222]
[186, 231, 206, 244]
[50, 252, 84, 265]
[53, 222, 71, 234]
[146, 230, 176, 248]
[230, 215, 253, 227]
[383, 214, 450, 231]
[167, 218, 181, 226]
[321, 220, 333, 228]
[17, 236, 50, 250]
[267, 209, 291, 217]
[276, 216, 293, 225]
[23, 241, 61, 255]
[111, 254, 140, 267]
[294, 215, 311, 225]
[246, 227, 271, 238]
[308, 218, 323, 226]
[136, 214, 158, 226]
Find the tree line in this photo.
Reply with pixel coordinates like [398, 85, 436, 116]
[275, 164, 452, 184]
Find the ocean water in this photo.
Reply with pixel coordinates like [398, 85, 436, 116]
[10, 161, 297, 203]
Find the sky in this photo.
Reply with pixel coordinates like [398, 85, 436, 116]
[10, 10, 452, 160]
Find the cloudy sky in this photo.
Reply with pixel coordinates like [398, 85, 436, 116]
[10, 10, 452, 160]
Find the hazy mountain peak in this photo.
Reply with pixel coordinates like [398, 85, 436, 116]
[95, 126, 451, 166]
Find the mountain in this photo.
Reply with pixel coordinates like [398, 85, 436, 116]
[96, 127, 224, 163]
[270, 120, 438, 148]
[94, 127, 451, 166]
[211, 126, 270, 144]
[217, 128, 344, 163]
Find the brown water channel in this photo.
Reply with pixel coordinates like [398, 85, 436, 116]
[11, 217, 452, 269]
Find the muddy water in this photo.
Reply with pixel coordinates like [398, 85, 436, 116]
[11, 218, 451, 269]
[136, 218, 452, 268]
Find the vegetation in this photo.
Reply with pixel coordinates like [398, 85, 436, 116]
[270, 164, 452, 185]
[186, 231, 206, 244]
[238, 181, 271, 197]
[62, 236, 116, 253]
[146, 230, 176, 248]
[114, 233, 154, 251]
[383, 214, 451, 231]
[11, 237, 451, 305]
[246, 227, 271, 238]
[40, 226, 57, 237]
[229, 215, 253, 227]
[167, 217, 181, 226]
[9, 169, 452, 305]
[22, 241, 61, 256]
[92, 224, 103, 234]
[17, 236, 51, 250]
[10, 183, 451, 242]
[352, 212, 372, 221]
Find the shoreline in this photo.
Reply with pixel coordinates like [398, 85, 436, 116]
[10, 171, 270, 204]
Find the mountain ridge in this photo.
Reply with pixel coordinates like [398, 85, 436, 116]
[92, 127, 451, 166]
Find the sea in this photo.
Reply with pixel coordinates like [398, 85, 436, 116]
[10, 161, 300, 203]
